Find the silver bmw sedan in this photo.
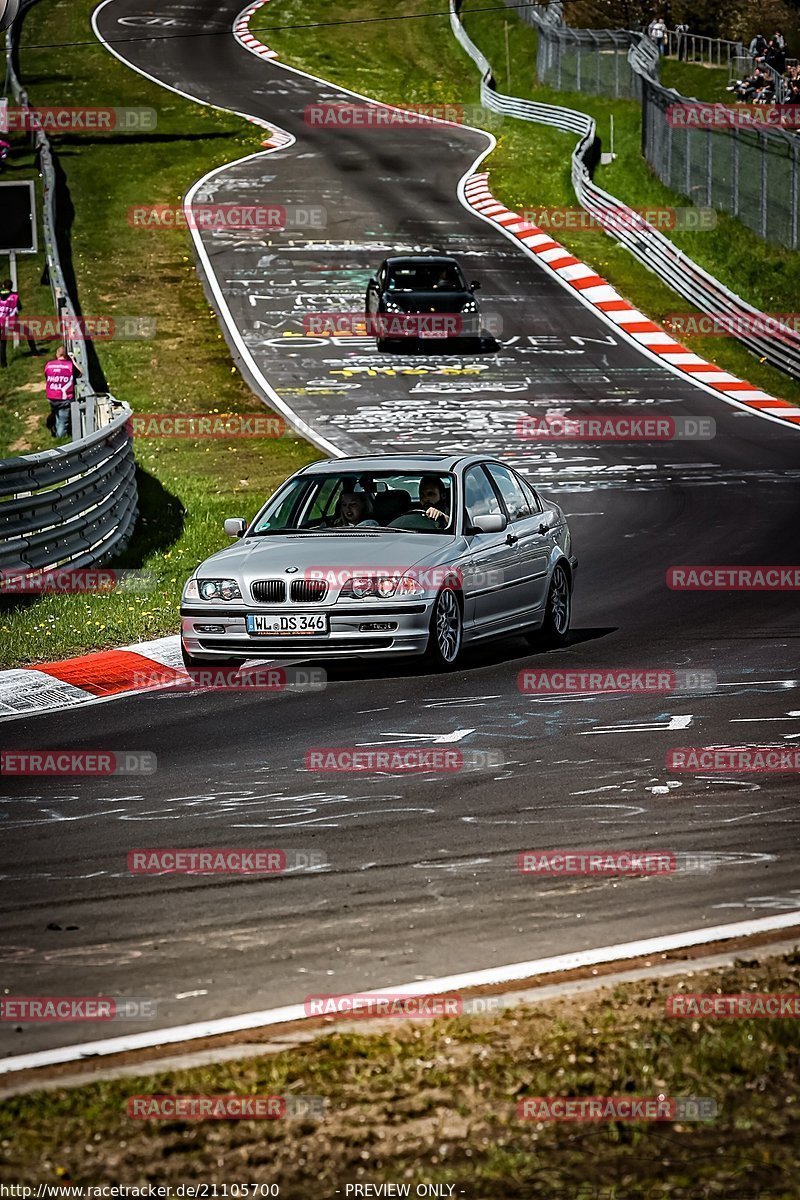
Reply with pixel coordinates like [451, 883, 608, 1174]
[180, 453, 577, 670]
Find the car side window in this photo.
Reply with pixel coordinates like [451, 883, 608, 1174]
[485, 464, 532, 522]
[464, 466, 502, 522]
[518, 476, 543, 513]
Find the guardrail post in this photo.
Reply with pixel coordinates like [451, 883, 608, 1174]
[706, 132, 712, 207]
[760, 132, 768, 240]
[791, 139, 798, 251]
[731, 127, 739, 219]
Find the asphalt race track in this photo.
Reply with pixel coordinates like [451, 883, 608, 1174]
[1, 0, 800, 1061]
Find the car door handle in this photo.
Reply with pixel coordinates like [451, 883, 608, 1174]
[506, 532, 518, 545]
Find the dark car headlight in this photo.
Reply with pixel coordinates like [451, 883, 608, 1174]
[461, 299, 479, 312]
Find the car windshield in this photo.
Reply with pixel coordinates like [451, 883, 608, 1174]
[386, 262, 464, 292]
[251, 472, 457, 535]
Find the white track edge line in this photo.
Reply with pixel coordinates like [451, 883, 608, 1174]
[3, 910, 799, 1076]
[90, 0, 343, 460]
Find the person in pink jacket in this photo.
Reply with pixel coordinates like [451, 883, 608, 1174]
[44, 344, 81, 438]
[0, 279, 40, 367]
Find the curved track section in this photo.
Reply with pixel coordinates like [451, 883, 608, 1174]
[1, 0, 799, 1062]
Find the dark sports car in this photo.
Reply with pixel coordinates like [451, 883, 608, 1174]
[365, 254, 482, 349]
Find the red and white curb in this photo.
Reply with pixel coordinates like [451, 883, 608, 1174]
[463, 173, 800, 429]
[233, 0, 278, 60]
[232, 2, 294, 149]
[0, 636, 186, 719]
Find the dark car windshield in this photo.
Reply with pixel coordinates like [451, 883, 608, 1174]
[386, 262, 464, 292]
[251, 472, 456, 535]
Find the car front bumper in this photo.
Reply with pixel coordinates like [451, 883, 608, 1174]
[180, 600, 435, 659]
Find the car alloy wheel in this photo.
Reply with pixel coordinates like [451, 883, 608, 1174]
[528, 562, 571, 648]
[427, 586, 463, 669]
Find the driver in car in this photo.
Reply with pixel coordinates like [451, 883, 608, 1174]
[418, 476, 450, 528]
[332, 490, 379, 528]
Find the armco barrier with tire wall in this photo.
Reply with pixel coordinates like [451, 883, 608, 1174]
[1, 11, 138, 572]
[451, 0, 800, 382]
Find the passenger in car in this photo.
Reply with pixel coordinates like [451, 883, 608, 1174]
[331, 490, 379, 528]
[418, 476, 450, 527]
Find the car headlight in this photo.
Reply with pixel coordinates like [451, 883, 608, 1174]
[384, 299, 402, 313]
[183, 578, 200, 601]
[461, 299, 479, 312]
[340, 574, 425, 599]
[196, 578, 242, 601]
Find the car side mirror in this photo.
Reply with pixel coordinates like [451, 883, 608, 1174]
[469, 513, 507, 534]
[224, 517, 246, 538]
[470, 280, 481, 290]
[368, 277, 378, 288]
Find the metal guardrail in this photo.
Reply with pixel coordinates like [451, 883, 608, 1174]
[452, 1, 800, 381]
[0, 407, 138, 571]
[665, 30, 746, 69]
[1, 15, 138, 571]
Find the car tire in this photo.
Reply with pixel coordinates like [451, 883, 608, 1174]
[424, 586, 464, 670]
[181, 643, 247, 672]
[525, 562, 571, 649]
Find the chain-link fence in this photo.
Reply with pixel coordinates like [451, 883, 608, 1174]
[517, 2, 800, 249]
[641, 83, 799, 247]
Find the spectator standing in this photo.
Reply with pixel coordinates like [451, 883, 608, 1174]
[675, 21, 689, 60]
[749, 32, 768, 61]
[0, 279, 40, 367]
[648, 16, 668, 56]
[766, 35, 786, 75]
[44, 343, 80, 438]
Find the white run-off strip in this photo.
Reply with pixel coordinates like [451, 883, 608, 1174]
[2, 911, 799, 1076]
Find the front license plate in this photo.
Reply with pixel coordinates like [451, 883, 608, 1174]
[246, 613, 328, 635]
[419, 329, 443, 338]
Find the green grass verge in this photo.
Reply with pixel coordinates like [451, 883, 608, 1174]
[0, 0, 320, 669]
[3, 953, 799, 1193]
[660, 58, 731, 103]
[266, 0, 800, 409]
